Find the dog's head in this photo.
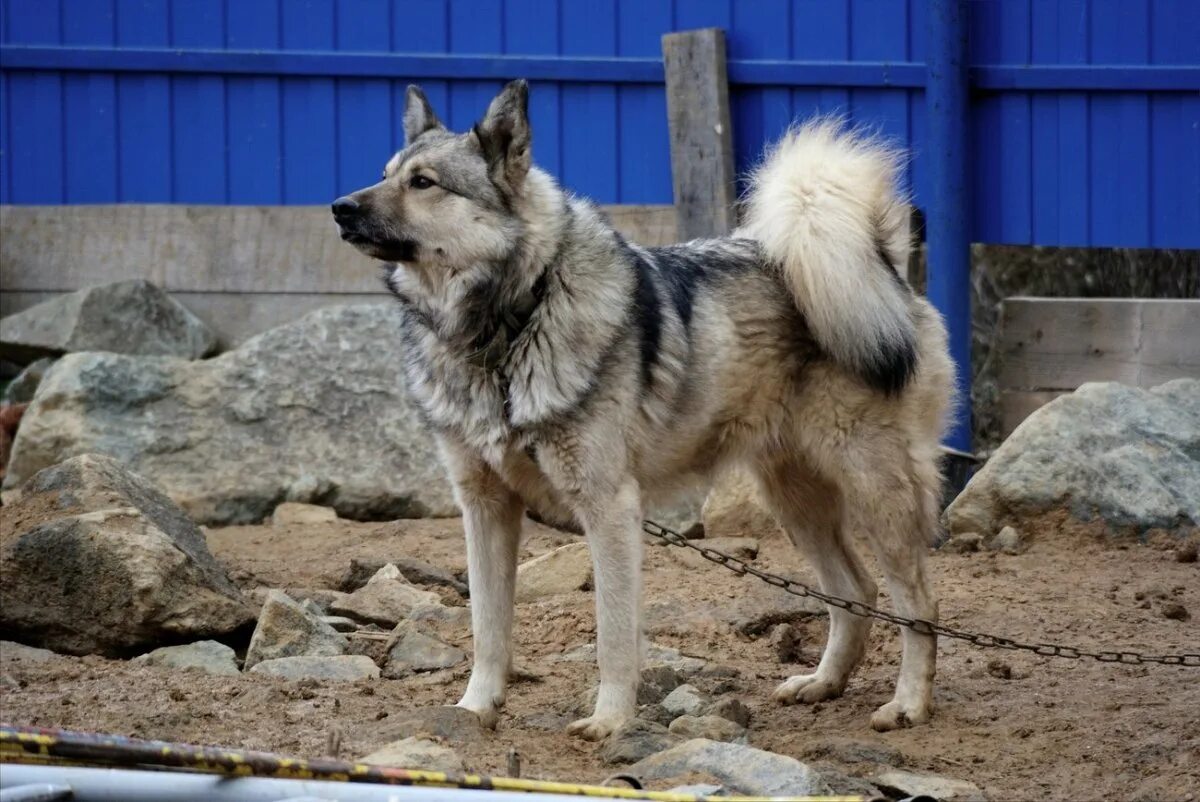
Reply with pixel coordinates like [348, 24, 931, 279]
[332, 80, 532, 268]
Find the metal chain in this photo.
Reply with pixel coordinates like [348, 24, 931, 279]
[642, 519, 1200, 667]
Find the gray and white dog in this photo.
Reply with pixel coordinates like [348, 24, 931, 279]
[333, 80, 954, 738]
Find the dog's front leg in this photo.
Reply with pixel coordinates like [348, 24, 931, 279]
[568, 476, 644, 741]
[442, 444, 523, 729]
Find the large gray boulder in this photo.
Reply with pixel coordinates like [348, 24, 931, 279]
[3, 305, 457, 524]
[0, 280, 217, 363]
[947, 380, 1200, 538]
[0, 454, 254, 656]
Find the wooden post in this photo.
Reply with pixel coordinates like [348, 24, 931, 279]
[662, 28, 736, 241]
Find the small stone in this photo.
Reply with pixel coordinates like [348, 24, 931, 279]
[271, 501, 338, 526]
[1175, 542, 1198, 563]
[943, 532, 984, 554]
[989, 525, 1025, 555]
[874, 769, 987, 802]
[300, 598, 324, 617]
[382, 622, 466, 678]
[600, 718, 680, 765]
[248, 655, 380, 682]
[639, 664, 685, 705]
[986, 659, 1013, 680]
[769, 623, 804, 663]
[245, 590, 347, 669]
[132, 640, 239, 676]
[330, 565, 441, 627]
[630, 739, 838, 796]
[407, 604, 470, 627]
[359, 737, 463, 773]
[661, 684, 708, 718]
[515, 543, 592, 602]
[1161, 602, 1190, 621]
[322, 616, 359, 633]
[668, 715, 747, 743]
[372, 706, 484, 744]
[340, 557, 468, 597]
[704, 697, 752, 728]
[0, 641, 59, 663]
[637, 703, 677, 727]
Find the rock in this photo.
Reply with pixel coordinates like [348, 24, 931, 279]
[946, 380, 1200, 537]
[1161, 602, 1190, 621]
[702, 470, 780, 539]
[132, 640, 240, 676]
[0, 280, 217, 363]
[330, 565, 441, 627]
[704, 697, 752, 728]
[382, 622, 465, 678]
[769, 622, 805, 663]
[373, 706, 484, 744]
[2, 357, 55, 404]
[271, 502, 338, 526]
[668, 785, 724, 796]
[0, 641, 59, 663]
[0, 455, 253, 656]
[557, 641, 708, 676]
[874, 769, 987, 801]
[1174, 541, 1197, 563]
[942, 532, 984, 553]
[648, 589, 824, 638]
[668, 715, 746, 743]
[322, 616, 359, 633]
[360, 737, 464, 773]
[639, 664, 685, 705]
[341, 556, 468, 597]
[248, 655, 380, 682]
[637, 703, 677, 727]
[3, 305, 457, 523]
[661, 684, 708, 718]
[629, 739, 839, 796]
[599, 719, 679, 765]
[989, 525, 1025, 554]
[515, 542, 592, 602]
[408, 604, 471, 627]
[244, 590, 348, 669]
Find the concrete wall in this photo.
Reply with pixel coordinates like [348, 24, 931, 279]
[0, 205, 678, 348]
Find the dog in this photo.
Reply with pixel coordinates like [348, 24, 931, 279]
[332, 79, 954, 739]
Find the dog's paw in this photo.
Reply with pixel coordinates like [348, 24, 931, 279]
[772, 673, 846, 705]
[566, 714, 626, 741]
[870, 698, 932, 731]
[455, 701, 500, 730]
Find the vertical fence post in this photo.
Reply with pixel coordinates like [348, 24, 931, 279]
[926, 0, 972, 451]
[662, 28, 737, 240]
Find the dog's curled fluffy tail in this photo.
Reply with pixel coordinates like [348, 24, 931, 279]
[740, 118, 917, 394]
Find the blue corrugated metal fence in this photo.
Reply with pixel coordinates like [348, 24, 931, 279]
[1, 0, 1197, 248]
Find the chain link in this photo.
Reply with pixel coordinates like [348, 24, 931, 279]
[642, 519, 1200, 668]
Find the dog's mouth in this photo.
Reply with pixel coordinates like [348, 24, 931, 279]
[339, 229, 419, 263]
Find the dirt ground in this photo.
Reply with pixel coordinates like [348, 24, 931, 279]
[2, 514, 1197, 800]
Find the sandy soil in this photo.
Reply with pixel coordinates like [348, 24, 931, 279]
[2, 515, 1197, 800]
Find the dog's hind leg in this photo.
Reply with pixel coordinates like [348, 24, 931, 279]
[850, 448, 940, 731]
[442, 446, 524, 729]
[754, 459, 878, 705]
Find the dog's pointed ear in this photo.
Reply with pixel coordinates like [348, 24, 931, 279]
[404, 85, 443, 145]
[474, 79, 532, 194]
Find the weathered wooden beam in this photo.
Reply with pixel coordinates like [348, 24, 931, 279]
[662, 28, 737, 241]
[998, 297, 1200, 433]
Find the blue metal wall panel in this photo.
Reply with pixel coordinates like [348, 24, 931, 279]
[1, 0, 1197, 248]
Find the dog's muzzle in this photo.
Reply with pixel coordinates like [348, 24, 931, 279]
[331, 197, 419, 263]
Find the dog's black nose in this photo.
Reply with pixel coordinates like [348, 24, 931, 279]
[331, 197, 360, 218]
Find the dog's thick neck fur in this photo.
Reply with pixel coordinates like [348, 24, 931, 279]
[386, 167, 633, 456]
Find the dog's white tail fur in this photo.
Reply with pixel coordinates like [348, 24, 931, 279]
[740, 118, 917, 394]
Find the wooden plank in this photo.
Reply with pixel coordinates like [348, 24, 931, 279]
[662, 28, 736, 240]
[999, 389, 1068, 437]
[0, 204, 678, 294]
[998, 297, 1200, 391]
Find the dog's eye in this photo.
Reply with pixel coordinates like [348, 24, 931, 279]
[409, 175, 435, 190]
